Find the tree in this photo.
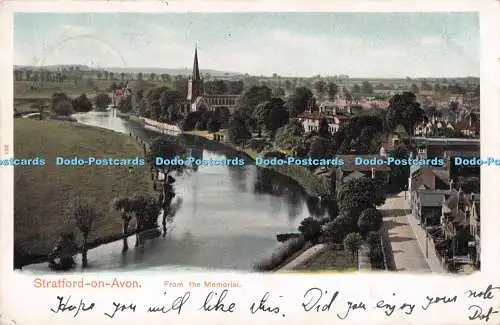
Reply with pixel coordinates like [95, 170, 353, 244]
[298, 217, 322, 243]
[308, 136, 333, 159]
[53, 99, 74, 116]
[266, 99, 289, 138]
[148, 137, 188, 173]
[95, 92, 112, 110]
[386, 92, 425, 135]
[207, 117, 221, 133]
[366, 231, 380, 250]
[205, 80, 228, 95]
[118, 95, 133, 113]
[344, 232, 363, 262]
[112, 197, 134, 252]
[228, 80, 244, 95]
[227, 114, 251, 145]
[314, 80, 326, 98]
[357, 208, 383, 236]
[351, 84, 361, 94]
[179, 111, 203, 131]
[317, 117, 330, 138]
[72, 94, 93, 112]
[323, 215, 354, 243]
[51, 92, 70, 111]
[274, 119, 305, 150]
[286, 86, 314, 117]
[338, 177, 386, 225]
[67, 197, 103, 268]
[388, 146, 410, 192]
[361, 81, 374, 95]
[238, 85, 273, 116]
[326, 82, 339, 100]
[411, 84, 420, 94]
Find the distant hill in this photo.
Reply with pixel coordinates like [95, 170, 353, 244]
[14, 65, 243, 78]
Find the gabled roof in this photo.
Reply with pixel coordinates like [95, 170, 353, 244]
[342, 170, 366, 183]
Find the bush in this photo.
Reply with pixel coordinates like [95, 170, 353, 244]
[95, 92, 112, 110]
[179, 112, 202, 131]
[358, 208, 383, 236]
[72, 94, 93, 112]
[51, 92, 70, 111]
[53, 100, 74, 116]
[298, 217, 322, 243]
[207, 118, 221, 133]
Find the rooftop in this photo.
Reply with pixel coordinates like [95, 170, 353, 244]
[418, 192, 447, 207]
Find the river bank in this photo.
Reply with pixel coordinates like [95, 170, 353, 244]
[122, 116, 333, 271]
[14, 119, 155, 269]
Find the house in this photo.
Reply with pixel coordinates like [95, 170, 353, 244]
[297, 111, 349, 134]
[412, 189, 449, 226]
[469, 198, 480, 267]
[334, 155, 391, 196]
[440, 190, 475, 263]
[408, 166, 450, 200]
[443, 150, 481, 182]
[411, 137, 480, 160]
[453, 121, 478, 137]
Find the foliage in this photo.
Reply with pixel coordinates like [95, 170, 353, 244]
[323, 216, 355, 243]
[326, 82, 339, 100]
[227, 114, 251, 145]
[286, 86, 314, 117]
[357, 208, 383, 236]
[366, 231, 381, 249]
[147, 137, 188, 173]
[207, 117, 221, 133]
[387, 146, 410, 192]
[338, 177, 386, 225]
[317, 117, 330, 138]
[66, 197, 103, 267]
[53, 99, 74, 116]
[308, 136, 334, 159]
[332, 115, 385, 155]
[51, 92, 71, 111]
[361, 81, 374, 94]
[385, 92, 425, 136]
[298, 217, 322, 243]
[204, 80, 229, 95]
[118, 95, 133, 113]
[274, 119, 305, 150]
[238, 85, 272, 115]
[72, 94, 93, 112]
[94, 92, 112, 110]
[179, 111, 202, 131]
[344, 232, 363, 261]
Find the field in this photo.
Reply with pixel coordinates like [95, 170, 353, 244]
[14, 119, 155, 263]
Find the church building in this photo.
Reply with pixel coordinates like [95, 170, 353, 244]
[185, 45, 240, 114]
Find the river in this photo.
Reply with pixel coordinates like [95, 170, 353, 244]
[23, 111, 324, 273]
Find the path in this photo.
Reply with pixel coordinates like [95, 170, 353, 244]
[278, 244, 327, 271]
[379, 192, 431, 273]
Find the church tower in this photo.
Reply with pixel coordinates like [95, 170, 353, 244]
[186, 44, 203, 110]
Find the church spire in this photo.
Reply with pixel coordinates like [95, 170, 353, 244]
[192, 43, 201, 80]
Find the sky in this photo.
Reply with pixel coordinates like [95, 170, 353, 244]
[13, 12, 479, 78]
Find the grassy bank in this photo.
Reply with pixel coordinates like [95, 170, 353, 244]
[14, 119, 154, 266]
